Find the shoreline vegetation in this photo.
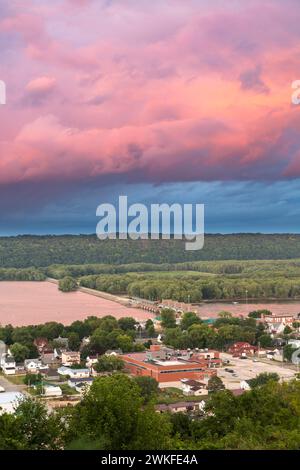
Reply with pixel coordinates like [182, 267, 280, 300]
[2, 235, 300, 303]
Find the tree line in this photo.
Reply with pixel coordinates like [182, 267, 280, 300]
[3, 234, 300, 268]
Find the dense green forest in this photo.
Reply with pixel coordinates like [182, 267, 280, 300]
[2, 234, 300, 268]
[3, 235, 300, 301]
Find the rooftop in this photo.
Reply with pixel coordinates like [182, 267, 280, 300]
[0, 392, 24, 405]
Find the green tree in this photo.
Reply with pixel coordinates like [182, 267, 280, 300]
[283, 325, 293, 335]
[23, 373, 42, 386]
[94, 355, 124, 373]
[283, 344, 298, 361]
[10, 343, 30, 362]
[66, 374, 172, 450]
[247, 372, 280, 389]
[118, 317, 137, 332]
[258, 334, 273, 348]
[180, 312, 202, 331]
[134, 376, 159, 403]
[67, 332, 81, 351]
[14, 397, 66, 450]
[58, 276, 77, 292]
[160, 309, 176, 329]
[207, 375, 225, 393]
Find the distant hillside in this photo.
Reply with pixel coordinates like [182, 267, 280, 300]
[1, 234, 300, 268]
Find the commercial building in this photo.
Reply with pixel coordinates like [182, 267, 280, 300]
[121, 345, 221, 383]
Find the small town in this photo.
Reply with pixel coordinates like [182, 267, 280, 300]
[1, 307, 299, 416]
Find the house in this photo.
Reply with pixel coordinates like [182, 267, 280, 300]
[43, 385, 62, 397]
[105, 349, 122, 356]
[54, 348, 64, 359]
[262, 313, 295, 325]
[181, 379, 208, 396]
[266, 349, 283, 361]
[0, 355, 16, 375]
[240, 380, 251, 391]
[0, 340, 7, 362]
[86, 355, 98, 368]
[0, 392, 24, 414]
[24, 359, 48, 373]
[228, 342, 257, 357]
[57, 366, 90, 379]
[42, 368, 60, 381]
[68, 377, 94, 393]
[41, 352, 61, 369]
[61, 351, 81, 366]
[33, 337, 49, 354]
[155, 400, 206, 414]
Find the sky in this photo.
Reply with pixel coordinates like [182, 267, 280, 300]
[0, 0, 300, 235]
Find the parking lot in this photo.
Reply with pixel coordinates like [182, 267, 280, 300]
[219, 353, 297, 389]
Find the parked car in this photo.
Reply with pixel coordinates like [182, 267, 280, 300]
[0, 386, 5, 393]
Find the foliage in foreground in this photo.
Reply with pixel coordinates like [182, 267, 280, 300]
[1, 375, 300, 450]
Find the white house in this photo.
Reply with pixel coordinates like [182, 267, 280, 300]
[68, 377, 94, 393]
[0, 355, 16, 375]
[240, 380, 251, 391]
[181, 379, 208, 396]
[58, 366, 90, 379]
[24, 359, 48, 373]
[0, 392, 24, 414]
[43, 385, 62, 397]
[86, 356, 98, 368]
[266, 349, 283, 361]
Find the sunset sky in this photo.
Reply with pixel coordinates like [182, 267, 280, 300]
[1, 0, 300, 234]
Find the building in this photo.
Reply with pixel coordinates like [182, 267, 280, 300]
[240, 380, 251, 391]
[24, 359, 48, 373]
[262, 313, 296, 324]
[57, 366, 90, 379]
[0, 355, 16, 375]
[288, 339, 300, 348]
[121, 345, 220, 383]
[0, 340, 7, 362]
[43, 385, 62, 397]
[266, 349, 283, 361]
[61, 351, 81, 367]
[42, 369, 60, 381]
[0, 392, 24, 414]
[33, 337, 49, 354]
[155, 400, 206, 414]
[228, 342, 257, 357]
[41, 352, 61, 369]
[181, 378, 208, 396]
[68, 377, 94, 393]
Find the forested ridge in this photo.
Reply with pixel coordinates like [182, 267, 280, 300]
[1, 234, 300, 268]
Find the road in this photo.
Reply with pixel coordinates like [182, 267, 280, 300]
[0, 374, 27, 393]
[219, 353, 297, 389]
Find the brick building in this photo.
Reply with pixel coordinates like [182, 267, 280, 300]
[121, 345, 221, 383]
[228, 342, 257, 357]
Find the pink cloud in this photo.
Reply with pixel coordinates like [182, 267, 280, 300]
[1, 0, 300, 188]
